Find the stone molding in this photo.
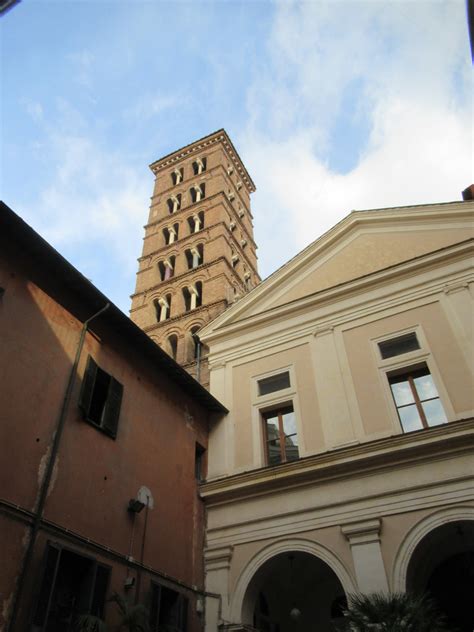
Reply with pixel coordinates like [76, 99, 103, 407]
[149, 130, 256, 193]
[201, 418, 474, 504]
[341, 518, 382, 545]
[204, 545, 234, 572]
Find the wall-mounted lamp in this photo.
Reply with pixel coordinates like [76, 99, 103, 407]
[128, 498, 146, 513]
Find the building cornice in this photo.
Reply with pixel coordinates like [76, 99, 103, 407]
[149, 129, 256, 193]
[200, 418, 474, 505]
[199, 202, 473, 338]
[201, 239, 473, 346]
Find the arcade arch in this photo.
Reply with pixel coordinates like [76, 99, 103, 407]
[230, 540, 355, 632]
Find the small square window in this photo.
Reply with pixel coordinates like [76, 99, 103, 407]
[379, 332, 420, 359]
[258, 372, 290, 396]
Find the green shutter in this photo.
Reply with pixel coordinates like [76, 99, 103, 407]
[79, 356, 98, 420]
[102, 377, 123, 438]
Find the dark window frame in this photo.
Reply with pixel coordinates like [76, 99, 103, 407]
[79, 356, 123, 439]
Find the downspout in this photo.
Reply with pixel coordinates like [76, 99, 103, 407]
[8, 303, 110, 632]
[194, 333, 201, 384]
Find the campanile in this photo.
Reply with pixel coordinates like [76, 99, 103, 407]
[130, 130, 260, 386]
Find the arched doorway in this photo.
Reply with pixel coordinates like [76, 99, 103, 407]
[241, 551, 347, 632]
[407, 520, 474, 632]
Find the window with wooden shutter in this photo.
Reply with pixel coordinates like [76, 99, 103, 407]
[79, 355, 123, 438]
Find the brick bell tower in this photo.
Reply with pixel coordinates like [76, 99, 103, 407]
[130, 130, 260, 387]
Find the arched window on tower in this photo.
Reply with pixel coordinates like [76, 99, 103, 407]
[185, 244, 203, 270]
[187, 211, 204, 234]
[167, 334, 178, 361]
[154, 294, 172, 322]
[244, 268, 251, 290]
[158, 256, 175, 281]
[167, 194, 181, 214]
[183, 282, 202, 311]
[171, 168, 183, 186]
[192, 157, 207, 175]
[190, 326, 200, 360]
[163, 223, 179, 245]
[190, 184, 205, 204]
[231, 245, 239, 268]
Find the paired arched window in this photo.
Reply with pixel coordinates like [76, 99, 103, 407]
[185, 244, 203, 270]
[158, 256, 176, 281]
[171, 168, 183, 186]
[231, 245, 239, 268]
[167, 334, 178, 361]
[163, 223, 179, 245]
[154, 294, 172, 322]
[189, 184, 205, 204]
[187, 211, 204, 234]
[167, 194, 181, 214]
[183, 282, 202, 311]
[190, 326, 200, 360]
[192, 157, 207, 175]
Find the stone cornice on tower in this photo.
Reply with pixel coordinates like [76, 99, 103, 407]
[149, 129, 256, 194]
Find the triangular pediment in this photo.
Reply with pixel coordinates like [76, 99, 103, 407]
[201, 201, 473, 338]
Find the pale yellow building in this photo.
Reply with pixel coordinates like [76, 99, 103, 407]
[199, 197, 474, 631]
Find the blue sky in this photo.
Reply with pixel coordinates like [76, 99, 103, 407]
[1, 0, 472, 313]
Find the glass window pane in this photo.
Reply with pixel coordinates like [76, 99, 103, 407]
[282, 410, 297, 436]
[398, 404, 424, 432]
[265, 418, 279, 439]
[421, 399, 447, 426]
[414, 373, 439, 401]
[284, 436, 299, 462]
[379, 333, 420, 359]
[285, 432, 299, 448]
[258, 372, 290, 396]
[267, 438, 281, 465]
[390, 380, 414, 406]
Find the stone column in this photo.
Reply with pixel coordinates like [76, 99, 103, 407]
[204, 545, 233, 632]
[341, 518, 389, 593]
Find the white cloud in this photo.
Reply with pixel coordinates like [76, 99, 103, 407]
[123, 93, 181, 121]
[240, 0, 472, 278]
[67, 49, 95, 88]
[21, 98, 44, 122]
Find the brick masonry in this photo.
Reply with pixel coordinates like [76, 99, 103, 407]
[130, 130, 260, 388]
